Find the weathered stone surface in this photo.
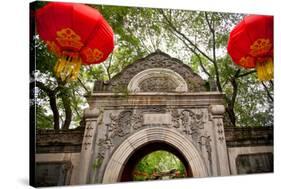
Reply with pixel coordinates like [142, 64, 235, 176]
[127, 68, 188, 92]
[35, 161, 72, 187]
[225, 127, 273, 147]
[236, 153, 273, 174]
[35, 153, 81, 186]
[227, 146, 273, 175]
[93, 51, 207, 93]
[36, 128, 84, 153]
[103, 127, 208, 183]
[35, 126, 273, 153]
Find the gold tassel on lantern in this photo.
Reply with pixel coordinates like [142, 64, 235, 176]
[256, 58, 273, 81]
[54, 55, 82, 82]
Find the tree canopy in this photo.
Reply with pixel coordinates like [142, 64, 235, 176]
[133, 150, 186, 181]
[31, 2, 273, 130]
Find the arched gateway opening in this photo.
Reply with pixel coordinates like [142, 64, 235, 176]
[120, 142, 193, 181]
[102, 127, 208, 183]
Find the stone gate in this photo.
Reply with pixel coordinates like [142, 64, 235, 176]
[79, 51, 230, 183]
[35, 51, 273, 186]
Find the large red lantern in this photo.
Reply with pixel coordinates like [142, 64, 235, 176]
[36, 2, 114, 81]
[227, 15, 273, 81]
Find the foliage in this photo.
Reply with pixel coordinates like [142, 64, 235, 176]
[32, 2, 273, 130]
[133, 150, 186, 181]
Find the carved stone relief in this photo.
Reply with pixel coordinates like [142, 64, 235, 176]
[100, 51, 207, 93]
[83, 121, 94, 151]
[127, 68, 188, 93]
[106, 111, 133, 139]
[171, 109, 181, 128]
[179, 109, 206, 143]
[97, 135, 114, 160]
[104, 108, 209, 148]
[131, 111, 143, 130]
[138, 76, 178, 92]
[199, 135, 213, 175]
[216, 119, 225, 143]
[96, 107, 216, 180]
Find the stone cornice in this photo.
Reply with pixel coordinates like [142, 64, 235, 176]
[87, 92, 225, 107]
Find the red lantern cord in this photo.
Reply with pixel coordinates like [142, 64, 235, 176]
[36, 2, 114, 82]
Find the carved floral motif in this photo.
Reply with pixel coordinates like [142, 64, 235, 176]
[97, 136, 114, 160]
[131, 112, 143, 130]
[139, 77, 178, 92]
[171, 109, 181, 128]
[180, 109, 205, 142]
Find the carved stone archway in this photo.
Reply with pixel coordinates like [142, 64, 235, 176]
[102, 127, 208, 183]
[78, 51, 230, 184]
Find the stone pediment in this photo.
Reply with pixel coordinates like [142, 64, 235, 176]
[93, 50, 207, 93]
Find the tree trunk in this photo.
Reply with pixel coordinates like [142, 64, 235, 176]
[61, 91, 72, 130]
[49, 92, 60, 130]
[225, 105, 236, 127]
[36, 81, 60, 130]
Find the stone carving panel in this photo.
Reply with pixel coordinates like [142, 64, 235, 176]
[104, 108, 209, 147]
[180, 109, 206, 142]
[138, 76, 178, 92]
[106, 111, 133, 138]
[98, 107, 216, 180]
[99, 51, 207, 93]
[97, 136, 114, 160]
[127, 68, 188, 92]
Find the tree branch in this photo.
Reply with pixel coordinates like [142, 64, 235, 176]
[36, 81, 60, 130]
[231, 69, 240, 105]
[236, 70, 256, 78]
[223, 69, 241, 127]
[71, 89, 81, 119]
[77, 77, 90, 93]
[159, 9, 214, 63]
[261, 81, 274, 102]
[107, 53, 113, 80]
[204, 12, 222, 92]
[173, 31, 211, 77]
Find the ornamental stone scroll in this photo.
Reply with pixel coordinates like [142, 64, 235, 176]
[127, 68, 188, 93]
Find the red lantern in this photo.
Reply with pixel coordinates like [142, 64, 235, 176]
[36, 2, 114, 81]
[227, 15, 273, 81]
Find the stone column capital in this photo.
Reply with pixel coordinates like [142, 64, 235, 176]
[84, 108, 100, 119]
[209, 105, 225, 115]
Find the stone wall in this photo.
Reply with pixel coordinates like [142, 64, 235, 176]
[225, 127, 273, 147]
[225, 127, 273, 175]
[35, 126, 273, 154]
[36, 128, 84, 153]
[35, 126, 273, 183]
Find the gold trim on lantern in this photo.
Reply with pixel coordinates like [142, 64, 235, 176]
[256, 58, 273, 81]
[239, 56, 255, 68]
[81, 47, 104, 62]
[250, 38, 272, 57]
[46, 40, 62, 56]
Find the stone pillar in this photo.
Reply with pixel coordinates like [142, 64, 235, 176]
[78, 108, 100, 184]
[209, 105, 230, 176]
